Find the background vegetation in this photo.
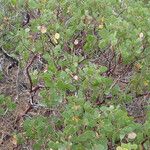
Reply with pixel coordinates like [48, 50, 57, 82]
[0, 0, 150, 149]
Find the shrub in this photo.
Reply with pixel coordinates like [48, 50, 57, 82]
[0, 0, 150, 149]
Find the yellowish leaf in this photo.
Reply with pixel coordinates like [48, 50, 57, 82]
[40, 0, 48, 2]
[72, 116, 80, 122]
[101, 17, 104, 23]
[135, 63, 142, 70]
[3, 17, 9, 21]
[98, 24, 104, 29]
[53, 37, 58, 44]
[116, 146, 128, 150]
[73, 75, 79, 81]
[72, 105, 80, 110]
[67, 6, 71, 13]
[98, 17, 105, 29]
[95, 132, 99, 138]
[139, 32, 144, 40]
[68, 135, 72, 140]
[43, 64, 48, 73]
[144, 80, 149, 86]
[116, 146, 123, 150]
[74, 39, 79, 45]
[54, 33, 60, 40]
[127, 132, 137, 140]
[38, 25, 47, 33]
[0, 25, 3, 30]
[11, 135, 17, 146]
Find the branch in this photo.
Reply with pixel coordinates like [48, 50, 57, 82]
[25, 53, 39, 92]
[136, 92, 150, 98]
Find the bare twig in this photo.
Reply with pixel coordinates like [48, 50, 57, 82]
[109, 75, 121, 90]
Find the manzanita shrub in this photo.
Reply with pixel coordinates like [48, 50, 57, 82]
[0, 0, 150, 149]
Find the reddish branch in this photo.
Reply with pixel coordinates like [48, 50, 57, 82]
[31, 84, 45, 94]
[25, 54, 39, 92]
[136, 92, 150, 98]
[25, 53, 47, 105]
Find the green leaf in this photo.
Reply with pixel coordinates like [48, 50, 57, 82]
[86, 34, 95, 43]
[76, 130, 95, 142]
[99, 66, 108, 73]
[18, 0, 24, 6]
[28, 0, 38, 9]
[11, 0, 17, 5]
[110, 31, 118, 45]
[7, 100, 16, 111]
[0, 108, 5, 116]
[93, 144, 106, 150]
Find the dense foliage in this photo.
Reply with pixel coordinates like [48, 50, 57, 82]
[0, 0, 150, 149]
